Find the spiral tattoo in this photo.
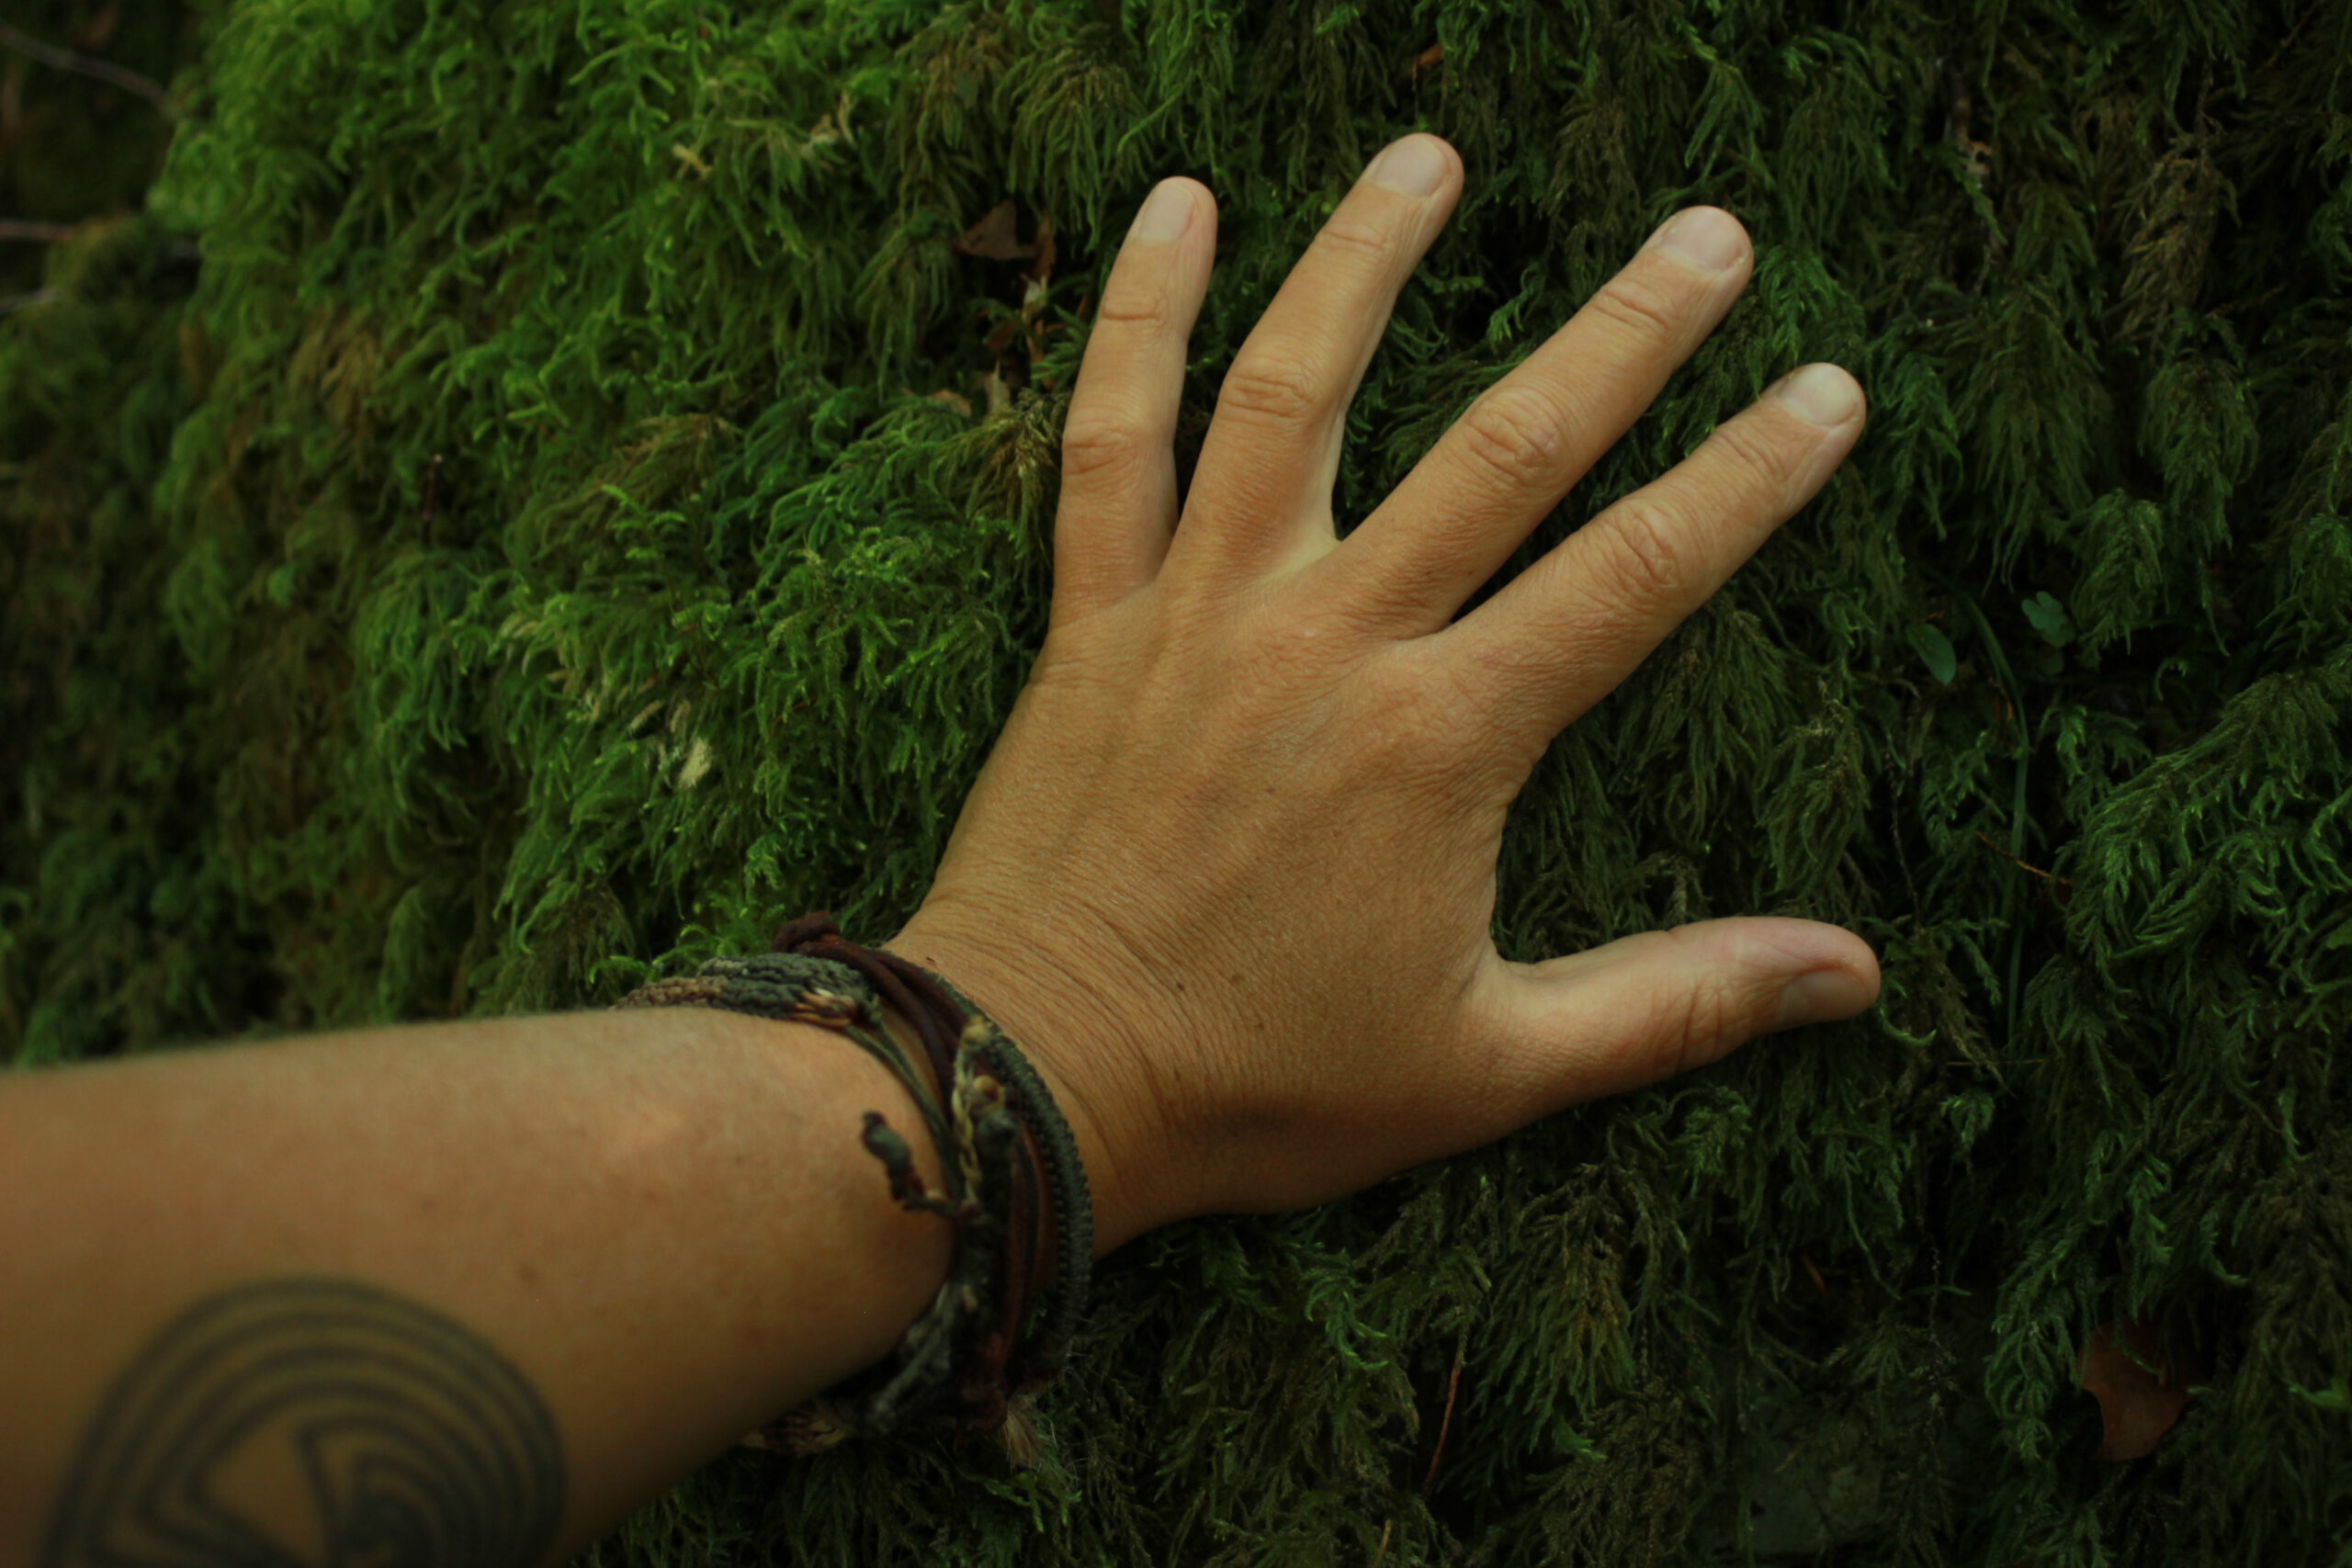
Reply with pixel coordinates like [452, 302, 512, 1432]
[37, 1276, 566, 1567]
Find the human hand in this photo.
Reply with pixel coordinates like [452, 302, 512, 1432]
[888, 133, 1879, 1256]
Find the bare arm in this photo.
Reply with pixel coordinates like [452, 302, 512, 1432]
[0, 994, 1101, 1568]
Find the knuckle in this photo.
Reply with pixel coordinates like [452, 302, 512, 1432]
[1057, 410, 1154, 483]
[1372, 636, 1551, 783]
[1708, 411, 1814, 495]
[1092, 276, 1172, 329]
[1351, 649, 1485, 773]
[1673, 971, 1747, 1075]
[1313, 211, 1393, 264]
[1216, 354, 1324, 428]
[1591, 495, 1689, 599]
[1587, 272, 1689, 340]
[1422, 643, 1546, 776]
[1353, 687, 1454, 770]
[1454, 384, 1569, 491]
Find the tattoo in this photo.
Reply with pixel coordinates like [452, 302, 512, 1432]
[38, 1277, 566, 1567]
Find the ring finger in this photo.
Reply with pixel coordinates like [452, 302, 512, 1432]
[1315, 207, 1755, 639]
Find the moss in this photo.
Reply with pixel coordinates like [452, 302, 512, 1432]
[5, 0, 2350, 1561]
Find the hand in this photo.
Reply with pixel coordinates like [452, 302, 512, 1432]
[887, 133, 1880, 1256]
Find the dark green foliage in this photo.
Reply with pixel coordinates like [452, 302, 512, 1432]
[0, 0, 220, 1042]
[0, 2, 192, 294]
[6, 0, 2351, 1561]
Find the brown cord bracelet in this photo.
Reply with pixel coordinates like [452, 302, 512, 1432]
[613, 912, 1092, 1462]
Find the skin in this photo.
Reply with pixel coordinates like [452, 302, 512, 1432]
[0, 134, 1877, 1567]
[888, 132, 1879, 1254]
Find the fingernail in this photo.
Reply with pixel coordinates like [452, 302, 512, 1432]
[1776, 968, 1870, 1031]
[1130, 180, 1193, 244]
[1369, 135, 1447, 197]
[1770, 363, 1861, 427]
[1648, 207, 1744, 271]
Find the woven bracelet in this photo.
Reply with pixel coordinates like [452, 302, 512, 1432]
[926, 967, 1094, 1392]
[772, 916, 1095, 1443]
[617, 944, 1035, 1452]
[612, 913, 1092, 1462]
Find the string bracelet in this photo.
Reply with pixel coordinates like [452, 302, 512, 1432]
[611, 912, 1093, 1461]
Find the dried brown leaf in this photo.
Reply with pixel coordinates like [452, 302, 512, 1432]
[954, 198, 1034, 261]
[2077, 1317, 2188, 1461]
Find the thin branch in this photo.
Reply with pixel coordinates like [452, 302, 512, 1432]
[1975, 829, 2073, 886]
[0, 21, 171, 113]
[0, 288, 61, 317]
[1419, 1338, 1465, 1494]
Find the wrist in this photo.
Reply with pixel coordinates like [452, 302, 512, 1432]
[880, 917, 1177, 1257]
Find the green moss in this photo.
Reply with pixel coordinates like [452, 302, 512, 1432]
[6, 0, 2351, 1561]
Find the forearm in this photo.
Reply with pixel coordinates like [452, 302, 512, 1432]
[0, 1005, 969, 1567]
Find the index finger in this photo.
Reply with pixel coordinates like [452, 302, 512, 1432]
[1428, 362, 1865, 744]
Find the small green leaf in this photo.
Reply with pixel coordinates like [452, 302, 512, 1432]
[2289, 1378, 2352, 1414]
[1907, 622, 1958, 685]
[2022, 590, 2075, 647]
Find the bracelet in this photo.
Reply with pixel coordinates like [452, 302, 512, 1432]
[611, 912, 1092, 1462]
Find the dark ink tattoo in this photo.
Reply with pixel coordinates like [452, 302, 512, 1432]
[38, 1276, 566, 1567]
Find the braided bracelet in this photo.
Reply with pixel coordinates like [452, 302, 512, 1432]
[612, 913, 1092, 1461]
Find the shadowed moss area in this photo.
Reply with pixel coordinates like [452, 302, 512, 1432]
[5, 0, 2350, 1562]
[0, 3, 192, 296]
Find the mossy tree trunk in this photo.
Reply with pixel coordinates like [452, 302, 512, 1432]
[5, 0, 2349, 1562]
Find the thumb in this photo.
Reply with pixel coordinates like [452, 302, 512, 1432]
[1484, 916, 1882, 1110]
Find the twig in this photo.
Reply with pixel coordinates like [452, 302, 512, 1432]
[2251, 2, 2319, 82]
[0, 21, 171, 113]
[1420, 1340, 1464, 1494]
[0, 219, 74, 244]
[0, 288, 60, 316]
[1974, 829, 2073, 886]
